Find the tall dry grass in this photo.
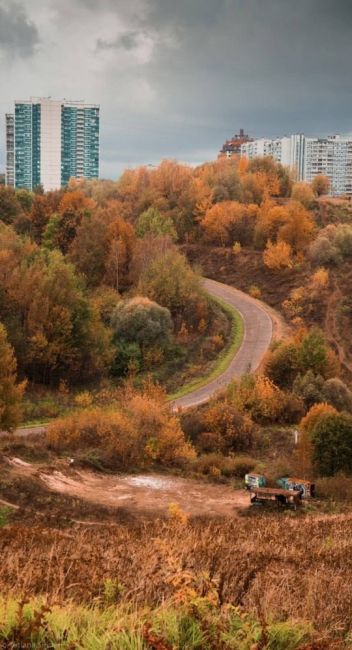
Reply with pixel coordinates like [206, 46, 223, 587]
[1, 514, 352, 638]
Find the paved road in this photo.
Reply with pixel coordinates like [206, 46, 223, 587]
[171, 278, 273, 410]
[6, 279, 274, 436]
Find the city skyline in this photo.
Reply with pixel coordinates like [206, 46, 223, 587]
[1, 0, 352, 179]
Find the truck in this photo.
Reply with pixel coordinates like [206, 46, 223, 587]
[244, 473, 266, 490]
[250, 486, 301, 510]
[276, 477, 315, 499]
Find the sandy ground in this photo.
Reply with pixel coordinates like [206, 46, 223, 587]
[40, 469, 249, 516]
[5, 457, 249, 517]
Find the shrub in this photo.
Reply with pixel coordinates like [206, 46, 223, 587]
[47, 384, 195, 469]
[322, 377, 352, 412]
[300, 402, 337, 436]
[248, 285, 261, 299]
[292, 370, 325, 409]
[312, 174, 330, 196]
[309, 235, 340, 266]
[111, 341, 142, 376]
[112, 296, 172, 349]
[193, 453, 256, 478]
[263, 240, 292, 270]
[265, 342, 301, 389]
[291, 182, 315, 208]
[315, 474, 352, 501]
[136, 207, 177, 241]
[334, 224, 352, 259]
[201, 401, 255, 452]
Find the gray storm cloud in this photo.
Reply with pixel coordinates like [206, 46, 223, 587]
[0, 2, 39, 57]
[1, 0, 352, 178]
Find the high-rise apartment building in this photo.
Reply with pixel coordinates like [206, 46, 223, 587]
[5, 97, 99, 192]
[240, 133, 352, 195]
[5, 113, 14, 187]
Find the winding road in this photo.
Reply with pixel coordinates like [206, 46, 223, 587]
[171, 278, 274, 410]
[9, 279, 278, 436]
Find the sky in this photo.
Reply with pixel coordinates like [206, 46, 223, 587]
[1, 0, 352, 179]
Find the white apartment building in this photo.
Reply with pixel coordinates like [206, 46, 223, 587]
[240, 133, 352, 195]
[241, 138, 273, 159]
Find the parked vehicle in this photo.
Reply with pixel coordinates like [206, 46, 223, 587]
[276, 477, 315, 499]
[250, 487, 301, 510]
[245, 473, 266, 490]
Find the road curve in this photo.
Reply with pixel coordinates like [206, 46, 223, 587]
[6, 279, 275, 436]
[171, 278, 273, 411]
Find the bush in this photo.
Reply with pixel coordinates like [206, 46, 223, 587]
[291, 182, 315, 208]
[334, 224, 352, 259]
[47, 384, 195, 470]
[315, 474, 352, 501]
[322, 377, 352, 412]
[293, 370, 325, 409]
[309, 235, 340, 266]
[112, 296, 172, 349]
[193, 453, 256, 478]
[201, 401, 255, 452]
[265, 343, 301, 389]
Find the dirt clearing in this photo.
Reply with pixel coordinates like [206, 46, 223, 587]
[2, 456, 248, 517]
[39, 468, 248, 516]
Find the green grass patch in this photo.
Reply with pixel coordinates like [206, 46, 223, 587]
[0, 596, 313, 649]
[168, 296, 244, 401]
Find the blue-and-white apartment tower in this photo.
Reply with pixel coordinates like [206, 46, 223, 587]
[5, 97, 99, 191]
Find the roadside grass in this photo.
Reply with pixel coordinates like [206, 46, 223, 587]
[168, 296, 244, 401]
[0, 596, 313, 649]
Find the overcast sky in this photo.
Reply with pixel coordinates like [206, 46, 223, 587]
[1, 0, 352, 179]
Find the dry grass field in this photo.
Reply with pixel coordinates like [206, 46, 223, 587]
[1, 513, 352, 642]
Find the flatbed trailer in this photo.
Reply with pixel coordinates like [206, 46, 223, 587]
[250, 487, 301, 510]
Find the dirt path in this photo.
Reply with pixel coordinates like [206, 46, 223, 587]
[3, 457, 249, 517]
[39, 469, 249, 517]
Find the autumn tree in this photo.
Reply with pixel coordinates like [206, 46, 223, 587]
[263, 240, 293, 269]
[0, 186, 22, 225]
[248, 157, 292, 197]
[30, 195, 52, 244]
[0, 227, 114, 385]
[277, 200, 315, 253]
[291, 182, 315, 208]
[202, 201, 257, 246]
[311, 412, 352, 475]
[16, 189, 34, 214]
[68, 214, 109, 287]
[0, 323, 26, 431]
[111, 296, 172, 352]
[104, 217, 136, 292]
[138, 250, 207, 330]
[312, 174, 330, 197]
[55, 190, 96, 253]
[136, 207, 177, 241]
[266, 330, 334, 391]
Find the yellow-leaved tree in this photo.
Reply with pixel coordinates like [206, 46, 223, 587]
[263, 240, 293, 270]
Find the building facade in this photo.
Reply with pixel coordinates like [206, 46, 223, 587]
[240, 133, 352, 194]
[5, 97, 99, 192]
[218, 129, 253, 159]
[5, 113, 14, 187]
